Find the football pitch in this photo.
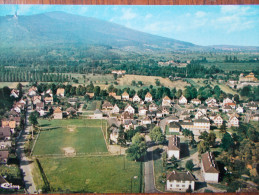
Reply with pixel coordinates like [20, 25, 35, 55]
[32, 119, 108, 156]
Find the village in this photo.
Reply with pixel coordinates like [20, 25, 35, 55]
[0, 70, 258, 193]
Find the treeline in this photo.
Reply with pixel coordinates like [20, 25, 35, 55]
[0, 87, 15, 116]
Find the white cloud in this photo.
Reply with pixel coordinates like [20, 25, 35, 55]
[121, 8, 137, 20]
[195, 11, 206, 18]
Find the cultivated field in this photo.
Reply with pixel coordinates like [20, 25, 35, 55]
[117, 74, 189, 89]
[36, 156, 142, 193]
[0, 82, 29, 88]
[33, 119, 108, 156]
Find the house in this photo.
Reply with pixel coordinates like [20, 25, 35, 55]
[93, 109, 103, 119]
[28, 86, 37, 96]
[168, 122, 181, 133]
[1, 120, 16, 132]
[0, 150, 9, 164]
[194, 111, 204, 119]
[68, 98, 78, 105]
[161, 106, 170, 116]
[210, 106, 220, 113]
[142, 116, 152, 125]
[223, 97, 233, 105]
[124, 120, 138, 130]
[36, 102, 44, 111]
[146, 111, 156, 118]
[53, 107, 63, 119]
[168, 116, 179, 123]
[167, 135, 180, 159]
[178, 95, 187, 104]
[112, 104, 120, 114]
[56, 88, 65, 97]
[222, 105, 232, 113]
[205, 98, 217, 107]
[198, 105, 207, 115]
[33, 98, 42, 105]
[121, 111, 134, 124]
[149, 103, 158, 112]
[186, 104, 195, 112]
[236, 106, 244, 114]
[166, 171, 195, 191]
[102, 101, 113, 110]
[133, 94, 141, 103]
[212, 115, 223, 126]
[13, 106, 21, 114]
[225, 102, 236, 109]
[111, 70, 126, 75]
[85, 92, 95, 99]
[46, 89, 53, 97]
[38, 109, 46, 117]
[44, 96, 53, 104]
[145, 92, 153, 102]
[66, 107, 77, 116]
[228, 115, 239, 127]
[122, 91, 129, 101]
[162, 96, 171, 106]
[0, 140, 11, 149]
[201, 152, 219, 183]
[156, 109, 163, 118]
[138, 107, 147, 116]
[193, 119, 210, 131]
[10, 89, 19, 98]
[179, 111, 190, 120]
[124, 104, 135, 114]
[0, 127, 11, 140]
[191, 98, 201, 106]
[251, 114, 259, 121]
[247, 102, 258, 110]
[109, 126, 119, 144]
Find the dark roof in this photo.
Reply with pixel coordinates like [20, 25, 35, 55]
[0, 175, 7, 185]
[167, 170, 195, 181]
[66, 107, 77, 112]
[179, 121, 193, 126]
[122, 111, 133, 119]
[102, 101, 113, 108]
[194, 119, 210, 123]
[201, 152, 219, 173]
[168, 135, 180, 151]
[36, 102, 44, 107]
[169, 122, 181, 128]
[94, 109, 103, 114]
[0, 127, 11, 139]
[0, 151, 9, 160]
[199, 105, 207, 109]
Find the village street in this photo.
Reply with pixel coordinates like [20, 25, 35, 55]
[16, 99, 37, 194]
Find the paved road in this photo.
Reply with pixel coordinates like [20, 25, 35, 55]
[16, 100, 37, 194]
[144, 136, 161, 193]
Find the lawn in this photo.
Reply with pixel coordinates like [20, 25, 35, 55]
[33, 119, 108, 155]
[36, 156, 142, 193]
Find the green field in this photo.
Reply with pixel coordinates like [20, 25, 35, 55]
[36, 156, 142, 193]
[33, 119, 108, 155]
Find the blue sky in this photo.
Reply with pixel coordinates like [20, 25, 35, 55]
[0, 5, 259, 46]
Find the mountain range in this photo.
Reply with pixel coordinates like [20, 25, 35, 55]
[0, 12, 258, 52]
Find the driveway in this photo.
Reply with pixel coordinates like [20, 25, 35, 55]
[144, 135, 161, 193]
[16, 100, 37, 194]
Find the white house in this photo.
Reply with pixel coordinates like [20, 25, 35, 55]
[138, 107, 147, 116]
[201, 152, 219, 183]
[10, 89, 19, 98]
[93, 109, 103, 119]
[205, 98, 217, 107]
[162, 96, 171, 106]
[198, 105, 207, 115]
[124, 104, 135, 114]
[167, 135, 180, 159]
[236, 106, 244, 114]
[109, 126, 119, 144]
[142, 116, 152, 125]
[228, 115, 239, 127]
[223, 97, 233, 105]
[112, 104, 120, 114]
[145, 92, 153, 102]
[194, 111, 204, 119]
[167, 171, 195, 192]
[149, 103, 158, 112]
[122, 91, 129, 101]
[28, 86, 37, 96]
[168, 122, 181, 133]
[191, 98, 201, 106]
[56, 88, 65, 97]
[132, 94, 141, 103]
[178, 95, 187, 104]
[213, 115, 223, 126]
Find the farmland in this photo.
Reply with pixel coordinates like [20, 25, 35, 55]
[33, 119, 108, 156]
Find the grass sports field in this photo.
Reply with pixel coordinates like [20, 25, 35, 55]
[35, 156, 142, 193]
[33, 119, 108, 156]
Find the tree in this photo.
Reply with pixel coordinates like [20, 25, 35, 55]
[117, 125, 126, 146]
[126, 133, 147, 161]
[29, 111, 38, 127]
[155, 79, 160, 86]
[197, 141, 210, 154]
[220, 121, 227, 134]
[221, 132, 234, 152]
[150, 126, 166, 144]
[185, 160, 194, 172]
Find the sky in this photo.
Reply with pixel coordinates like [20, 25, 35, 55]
[0, 5, 259, 46]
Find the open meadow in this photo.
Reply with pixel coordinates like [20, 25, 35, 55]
[117, 74, 189, 89]
[34, 156, 142, 193]
[33, 119, 108, 156]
